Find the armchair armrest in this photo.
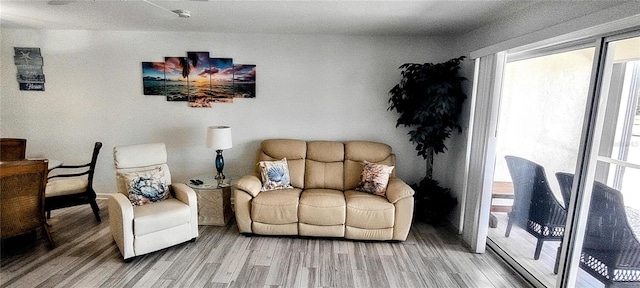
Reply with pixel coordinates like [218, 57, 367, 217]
[171, 183, 198, 238]
[172, 182, 197, 205]
[108, 193, 135, 260]
[386, 177, 415, 203]
[234, 174, 262, 197]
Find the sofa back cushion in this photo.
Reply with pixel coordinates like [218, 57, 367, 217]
[258, 139, 397, 191]
[259, 139, 306, 189]
[305, 141, 344, 190]
[344, 141, 396, 191]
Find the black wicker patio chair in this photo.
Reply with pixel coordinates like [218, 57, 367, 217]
[504, 155, 567, 260]
[556, 172, 640, 287]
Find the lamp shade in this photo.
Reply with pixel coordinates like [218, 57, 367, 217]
[206, 126, 233, 150]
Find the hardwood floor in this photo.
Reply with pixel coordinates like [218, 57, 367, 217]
[1, 200, 531, 288]
[488, 212, 602, 288]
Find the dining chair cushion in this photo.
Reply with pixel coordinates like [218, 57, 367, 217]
[45, 178, 89, 197]
[133, 198, 191, 236]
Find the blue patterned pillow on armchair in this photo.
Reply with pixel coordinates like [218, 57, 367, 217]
[123, 167, 171, 206]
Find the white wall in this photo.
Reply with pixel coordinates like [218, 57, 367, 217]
[1, 29, 454, 196]
[494, 49, 594, 196]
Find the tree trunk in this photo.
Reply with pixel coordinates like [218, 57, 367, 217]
[426, 147, 434, 180]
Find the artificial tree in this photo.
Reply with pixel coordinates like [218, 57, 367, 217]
[388, 56, 467, 224]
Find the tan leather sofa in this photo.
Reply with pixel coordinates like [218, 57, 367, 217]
[233, 139, 415, 241]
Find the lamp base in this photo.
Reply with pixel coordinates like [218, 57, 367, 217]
[215, 149, 225, 180]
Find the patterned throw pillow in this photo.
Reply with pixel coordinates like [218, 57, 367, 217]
[259, 158, 294, 191]
[356, 160, 394, 197]
[123, 167, 171, 206]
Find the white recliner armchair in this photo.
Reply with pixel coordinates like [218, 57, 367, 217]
[108, 143, 198, 261]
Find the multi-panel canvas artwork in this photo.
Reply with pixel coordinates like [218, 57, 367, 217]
[187, 52, 212, 108]
[210, 58, 234, 103]
[233, 64, 256, 98]
[164, 57, 189, 102]
[141, 51, 256, 107]
[142, 62, 165, 96]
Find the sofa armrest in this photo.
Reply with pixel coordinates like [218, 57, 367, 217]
[234, 174, 262, 197]
[108, 193, 135, 260]
[385, 177, 415, 203]
[171, 183, 199, 238]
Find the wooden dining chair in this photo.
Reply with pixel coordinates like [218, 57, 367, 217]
[1, 159, 55, 249]
[45, 142, 102, 222]
[0, 138, 27, 161]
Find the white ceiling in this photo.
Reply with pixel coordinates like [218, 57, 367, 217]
[0, 1, 536, 36]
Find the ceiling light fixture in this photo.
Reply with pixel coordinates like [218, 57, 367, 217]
[142, 0, 191, 19]
[47, 1, 74, 5]
[172, 9, 191, 18]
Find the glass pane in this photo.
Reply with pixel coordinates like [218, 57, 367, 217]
[580, 35, 640, 288]
[487, 47, 595, 287]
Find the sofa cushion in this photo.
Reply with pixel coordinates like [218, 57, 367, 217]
[305, 141, 344, 190]
[344, 141, 392, 162]
[307, 141, 344, 162]
[258, 158, 293, 191]
[345, 190, 394, 229]
[305, 160, 343, 190]
[299, 189, 346, 226]
[259, 139, 306, 188]
[299, 223, 344, 237]
[133, 198, 190, 236]
[344, 141, 395, 190]
[355, 161, 394, 197]
[252, 188, 302, 224]
[252, 222, 298, 235]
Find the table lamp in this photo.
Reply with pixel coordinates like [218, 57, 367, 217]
[206, 126, 232, 180]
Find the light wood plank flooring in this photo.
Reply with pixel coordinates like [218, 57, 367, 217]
[488, 212, 602, 287]
[1, 200, 530, 288]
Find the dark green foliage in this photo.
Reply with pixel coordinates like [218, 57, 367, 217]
[388, 56, 467, 158]
[412, 177, 458, 225]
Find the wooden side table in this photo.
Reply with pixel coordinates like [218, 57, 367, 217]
[187, 174, 233, 226]
[489, 181, 514, 228]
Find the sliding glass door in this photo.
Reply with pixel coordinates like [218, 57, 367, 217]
[479, 31, 640, 287]
[560, 34, 640, 288]
[487, 45, 595, 287]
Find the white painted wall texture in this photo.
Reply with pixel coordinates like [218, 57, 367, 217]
[494, 48, 594, 198]
[1, 29, 452, 196]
